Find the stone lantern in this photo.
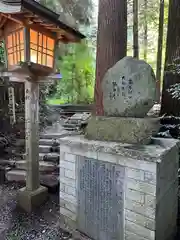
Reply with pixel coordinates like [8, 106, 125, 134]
[0, 0, 85, 212]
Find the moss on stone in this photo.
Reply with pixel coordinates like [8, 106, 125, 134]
[85, 116, 160, 144]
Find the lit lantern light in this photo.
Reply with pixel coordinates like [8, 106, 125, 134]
[6, 29, 25, 66]
[5, 27, 55, 72]
[29, 29, 54, 68]
[0, 0, 85, 76]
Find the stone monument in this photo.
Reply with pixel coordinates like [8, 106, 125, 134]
[59, 57, 179, 240]
[86, 56, 160, 144]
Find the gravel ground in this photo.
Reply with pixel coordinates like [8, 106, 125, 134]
[0, 183, 179, 240]
[0, 183, 73, 240]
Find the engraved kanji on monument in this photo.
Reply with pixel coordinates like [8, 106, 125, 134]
[102, 56, 156, 117]
[77, 156, 125, 240]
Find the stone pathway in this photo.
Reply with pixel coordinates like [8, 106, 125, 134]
[0, 183, 73, 240]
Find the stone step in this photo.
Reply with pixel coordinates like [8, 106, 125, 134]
[39, 153, 59, 163]
[6, 170, 25, 182]
[64, 120, 81, 125]
[63, 127, 78, 131]
[63, 123, 81, 128]
[0, 166, 11, 184]
[15, 139, 25, 147]
[21, 152, 59, 163]
[15, 160, 57, 172]
[40, 174, 59, 188]
[40, 131, 81, 139]
[39, 139, 59, 146]
[40, 132, 69, 139]
[62, 125, 81, 130]
[39, 145, 60, 154]
[39, 145, 51, 154]
[65, 112, 91, 121]
[0, 159, 16, 167]
[6, 170, 59, 188]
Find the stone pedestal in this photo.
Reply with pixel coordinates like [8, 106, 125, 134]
[86, 116, 160, 144]
[59, 135, 179, 240]
[18, 80, 48, 212]
[17, 186, 48, 213]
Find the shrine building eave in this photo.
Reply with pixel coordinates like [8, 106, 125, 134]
[0, 0, 86, 42]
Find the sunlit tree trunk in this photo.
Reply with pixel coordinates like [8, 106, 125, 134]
[143, 0, 148, 61]
[156, 0, 164, 103]
[133, 0, 139, 58]
[95, 0, 127, 115]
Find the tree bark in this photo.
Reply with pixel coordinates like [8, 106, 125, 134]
[156, 0, 164, 103]
[95, 0, 127, 116]
[133, 0, 139, 58]
[161, 0, 180, 115]
[143, 0, 148, 61]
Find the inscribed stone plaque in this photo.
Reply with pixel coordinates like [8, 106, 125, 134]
[77, 156, 125, 240]
[102, 56, 156, 117]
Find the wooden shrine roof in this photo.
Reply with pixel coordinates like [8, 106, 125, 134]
[0, 0, 85, 42]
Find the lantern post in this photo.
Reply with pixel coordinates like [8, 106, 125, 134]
[0, 0, 85, 212]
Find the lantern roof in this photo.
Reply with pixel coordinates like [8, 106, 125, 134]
[0, 0, 85, 42]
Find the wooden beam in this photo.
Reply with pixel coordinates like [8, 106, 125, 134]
[46, 26, 60, 30]
[27, 23, 56, 38]
[24, 13, 35, 18]
[0, 17, 7, 28]
[24, 19, 33, 25]
[33, 19, 43, 23]
[11, 11, 29, 15]
[41, 23, 55, 27]
[0, 13, 23, 25]
[0, 29, 3, 38]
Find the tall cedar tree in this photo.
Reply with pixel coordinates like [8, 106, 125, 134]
[161, 0, 180, 115]
[143, 0, 148, 61]
[156, 0, 164, 103]
[95, 0, 127, 115]
[133, 0, 139, 58]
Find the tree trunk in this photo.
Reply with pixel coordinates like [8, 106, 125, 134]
[156, 0, 164, 103]
[161, 0, 180, 115]
[143, 0, 148, 61]
[95, 0, 127, 116]
[133, 0, 139, 58]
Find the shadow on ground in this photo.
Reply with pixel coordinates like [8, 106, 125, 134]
[0, 183, 72, 240]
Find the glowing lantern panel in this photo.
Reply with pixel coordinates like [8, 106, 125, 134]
[7, 29, 24, 67]
[6, 27, 55, 69]
[30, 29, 54, 68]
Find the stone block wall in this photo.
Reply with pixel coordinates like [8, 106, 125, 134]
[156, 146, 179, 240]
[59, 136, 179, 240]
[59, 150, 77, 224]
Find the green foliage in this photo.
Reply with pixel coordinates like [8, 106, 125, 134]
[0, 41, 5, 63]
[167, 61, 180, 100]
[54, 41, 95, 104]
[39, 0, 95, 106]
[168, 83, 180, 100]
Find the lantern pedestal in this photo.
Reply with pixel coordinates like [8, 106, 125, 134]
[17, 186, 48, 213]
[17, 78, 48, 212]
[8, 62, 54, 77]
[0, 0, 85, 213]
